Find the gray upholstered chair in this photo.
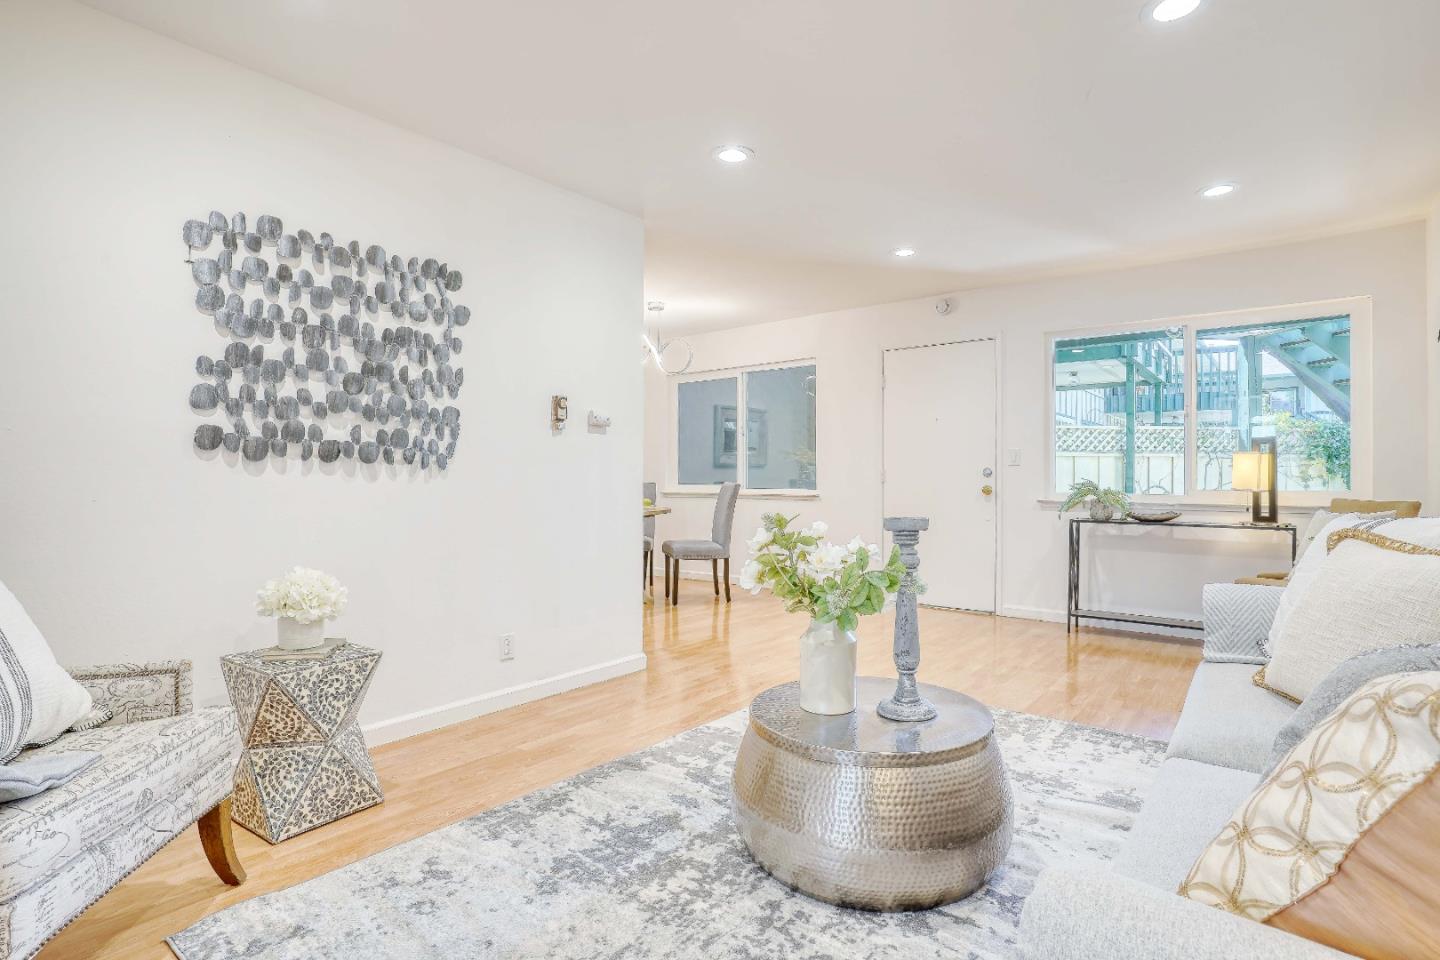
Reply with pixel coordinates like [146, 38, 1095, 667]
[643, 481, 657, 589]
[663, 481, 740, 606]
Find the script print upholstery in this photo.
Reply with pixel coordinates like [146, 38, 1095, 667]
[0, 662, 237, 960]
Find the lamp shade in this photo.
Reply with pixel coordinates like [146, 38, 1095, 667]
[1232, 451, 1274, 492]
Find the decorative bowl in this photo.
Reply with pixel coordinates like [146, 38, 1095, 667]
[1127, 510, 1181, 523]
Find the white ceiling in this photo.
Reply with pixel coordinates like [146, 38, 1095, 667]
[85, 0, 1440, 333]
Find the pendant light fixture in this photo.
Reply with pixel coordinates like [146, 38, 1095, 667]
[641, 301, 694, 374]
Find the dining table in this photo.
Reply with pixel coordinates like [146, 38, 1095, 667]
[644, 504, 671, 602]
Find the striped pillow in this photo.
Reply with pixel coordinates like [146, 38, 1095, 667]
[0, 625, 29, 762]
[0, 581, 95, 762]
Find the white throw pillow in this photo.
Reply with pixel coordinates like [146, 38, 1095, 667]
[0, 580, 94, 762]
[1263, 529, 1440, 701]
[1296, 509, 1339, 559]
[1265, 512, 1397, 659]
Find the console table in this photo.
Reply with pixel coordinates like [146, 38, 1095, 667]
[1067, 517, 1297, 634]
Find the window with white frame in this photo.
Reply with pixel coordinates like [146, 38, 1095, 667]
[1051, 300, 1361, 499]
[673, 361, 817, 492]
[1054, 326, 1188, 495]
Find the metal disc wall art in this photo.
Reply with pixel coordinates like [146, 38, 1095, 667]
[185, 211, 467, 471]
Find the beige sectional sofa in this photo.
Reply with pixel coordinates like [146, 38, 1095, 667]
[1017, 585, 1354, 960]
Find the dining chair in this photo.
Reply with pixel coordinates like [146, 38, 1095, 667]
[663, 481, 740, 606]
[643, 481, 657, 589]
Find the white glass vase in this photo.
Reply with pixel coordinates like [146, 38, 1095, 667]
[799, 618, 858, 715]
[276, 617, 326, 651]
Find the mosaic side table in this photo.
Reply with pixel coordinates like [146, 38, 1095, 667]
[732, 677, 1013, 911]
[221, 640, 383, 843]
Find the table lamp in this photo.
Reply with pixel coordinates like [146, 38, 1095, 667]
[1232, 440, 1278, 523]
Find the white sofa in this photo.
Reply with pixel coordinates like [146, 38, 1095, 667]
[0, 661, 242, 960]
[1017, 585, 1355, 960]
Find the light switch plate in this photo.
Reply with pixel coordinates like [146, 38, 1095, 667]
[1006, 448, 1021, 466]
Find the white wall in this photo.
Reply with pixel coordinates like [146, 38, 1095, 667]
[1429, 199, 1440, 512]
[645, 223, 1429, 627]
[0, 1, 644, 743]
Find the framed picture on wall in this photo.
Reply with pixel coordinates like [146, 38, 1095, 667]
[713, 406, 768, 468]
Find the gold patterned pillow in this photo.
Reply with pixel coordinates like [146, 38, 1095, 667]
[1179, 671, 1440, 958]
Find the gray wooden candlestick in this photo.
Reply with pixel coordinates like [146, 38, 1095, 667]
[877, 516, 936, 722]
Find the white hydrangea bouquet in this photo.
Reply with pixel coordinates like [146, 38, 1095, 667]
[739, 514, 907, 715]
[256, 567, 348, 650]
[739, 514, 905, 631]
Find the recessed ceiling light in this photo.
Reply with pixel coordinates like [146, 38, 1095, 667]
[1200, 183, 1236, 198]
[1149, 0, 1202, 22]
[892, 247, 916, 258]
[714, 145, 754, 164]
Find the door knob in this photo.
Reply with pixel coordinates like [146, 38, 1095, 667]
[981, 484, 994, 495]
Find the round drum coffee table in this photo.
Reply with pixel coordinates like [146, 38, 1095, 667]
[732, 676, 1013, 911]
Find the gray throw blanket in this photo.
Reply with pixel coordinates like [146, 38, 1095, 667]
[0, 751, 101, 802]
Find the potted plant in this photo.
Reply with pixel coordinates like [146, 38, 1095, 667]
[1058, 480, 1130, 521]
[256, 567, 348, 650]
[738, 514, 907, 715]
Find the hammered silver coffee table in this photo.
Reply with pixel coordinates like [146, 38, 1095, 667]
[732, 676, 1013, 911]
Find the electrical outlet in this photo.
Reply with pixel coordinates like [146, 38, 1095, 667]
[498, 634, 515, 661]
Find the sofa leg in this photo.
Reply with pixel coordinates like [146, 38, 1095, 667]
[198, 796, 247, 886]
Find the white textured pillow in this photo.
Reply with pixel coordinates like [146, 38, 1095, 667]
[0, 580, 94, 762]
[1263, 530, 1440, 701]
[1266, 512, 1397, 659]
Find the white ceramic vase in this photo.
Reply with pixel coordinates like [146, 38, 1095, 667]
[799, 618, 858, 715]
[276, 617, 326, 651]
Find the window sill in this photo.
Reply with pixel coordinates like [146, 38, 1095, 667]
[664, 488, 821, 501]
[1034, 496, 1322, 515]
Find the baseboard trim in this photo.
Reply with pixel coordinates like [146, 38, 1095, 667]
[1001, 605, 1066, 623]
[1002, 604, 1202, 640]
[671, 568, 736, 583]
[363, 653, 648, 746]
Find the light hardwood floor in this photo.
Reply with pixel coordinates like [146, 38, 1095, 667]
[46, 590, 1200, 959]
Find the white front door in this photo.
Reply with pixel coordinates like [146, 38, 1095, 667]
[882, 340, 998, 612]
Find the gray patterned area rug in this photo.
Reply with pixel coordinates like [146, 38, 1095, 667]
[169, 709, 1164, 960]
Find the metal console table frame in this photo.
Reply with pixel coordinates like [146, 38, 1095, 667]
[1066, 517, 1297, 634]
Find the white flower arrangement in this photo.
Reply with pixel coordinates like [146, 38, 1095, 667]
[738, 514, 906, 631]
[255, 567, 348, 624]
